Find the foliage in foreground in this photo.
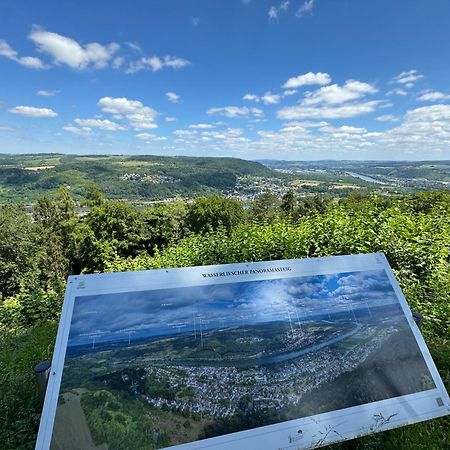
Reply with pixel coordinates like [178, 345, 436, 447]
[0, 190, 449, 449]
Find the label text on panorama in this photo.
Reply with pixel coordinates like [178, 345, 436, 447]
[201, 266, 292, 278]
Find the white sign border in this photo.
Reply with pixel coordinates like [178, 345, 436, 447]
[35, 253, 450, 450]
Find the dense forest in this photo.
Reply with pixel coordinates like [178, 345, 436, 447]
[0, 154, 274, 203]
[1, 186, 449, 449]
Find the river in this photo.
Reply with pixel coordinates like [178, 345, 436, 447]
[346, 171, 387, 185]
[160, 323, 363, 368]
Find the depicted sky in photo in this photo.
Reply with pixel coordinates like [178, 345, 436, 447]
[1, 0, 449, 160]
[67, 269, 400, 346]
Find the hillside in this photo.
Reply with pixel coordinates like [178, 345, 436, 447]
[261, 160, 450, 190]
[0, 154, 274, 204]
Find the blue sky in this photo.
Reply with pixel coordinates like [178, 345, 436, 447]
[68, 269, 399, 346]
[1, 0, 450, 160]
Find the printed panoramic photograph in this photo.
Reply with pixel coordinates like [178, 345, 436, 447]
[51, 269, 435, 449]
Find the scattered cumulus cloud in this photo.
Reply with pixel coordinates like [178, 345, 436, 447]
[126, 55, 190, 74]
[375, 114, 399, 122]
[392, 69, 423, 87]
[1, 29, 190, 75]
[277, 100, 383, 120]
[74, 118, 126, 131]
[166, 92, 181, 103]
[243, 93, 260, 102]
[296, 0, 315, 18]
[207, 106, 264, 118]
[320, 125, 367, 135]
[63, 125, 93, 135]
[29, 27, 119, 70]
[276, 78, 380, 120]
[173, 129, 197, 137]
[165, 116, 177, 122]
[282, 120, 328, 128]
[417, 91, 450, 102]
[189, 123, 215, 129]
[135, 133, 167, 141]
[173, 127, 249, 146]
[112, 56, 125, 69]
[244, 92, 280, 104]
[0, 39, 48, 69]
[283, 89, 298, 96]
[98, 96, 158, 130]
[302, 80, 377, 106]
[8, 106, 57, 117]
[386, 88, 408, 96]
[282, 72, 331, 89]
[261, 91, 281, 104]
[37, 89, 59, 96]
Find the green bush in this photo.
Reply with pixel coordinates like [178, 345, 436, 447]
[0, 190, 449, 449]
[0, 322, 58, 450]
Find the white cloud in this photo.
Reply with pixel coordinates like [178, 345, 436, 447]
[112, 56, 125, 69]
[282, 120, 328, 128]
[173, 127, 249, 146]
[74, 118, 126, 131]
[126, 55, 190, 74]
[165, 116, 177, 122]
[166, 101, 450, 159]
[37, 90, 58, 96]
[268, 1, 291, 21]
[201, 128, 246, 140]
[392, 69, 423, 87]
[283, 89, 298, 96]
[0, 40, 16, 59]
[135, 133, 166, 141]
[0, 39, 47, 69]
[261, 91, 281, 105]
[63, 125, 92, 135]
[166, 92, 181, 103]
[98, 96, 158, 130]
[296, 0, 314, 18]
[280, 0, 290, 11]
[173, 129, 197, 136]
[402, 104, 450, 123]
[282, 72, 331, 89]
[29, 28, 119, 70]
[386, 88, 407, 96]
[8, 106, 57, 117]
[266, 104, 450, 159]
[417, 91, 450, 102]
[268, 6, 279, 20]
[375, 114, 399, 122]
[17, 56, 48, 69]
[321, 125, 367, 134]
[189, 123, 215, 129]
[302, 80, 377, 106]
[243, 93, 260, 102]
[125, 42, 142, 53]
[277, 79, 380, 120]
[277, 100, 382, 120]
[207, 106, 264, 118]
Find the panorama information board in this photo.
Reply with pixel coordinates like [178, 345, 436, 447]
[36, 253, 450, 450]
